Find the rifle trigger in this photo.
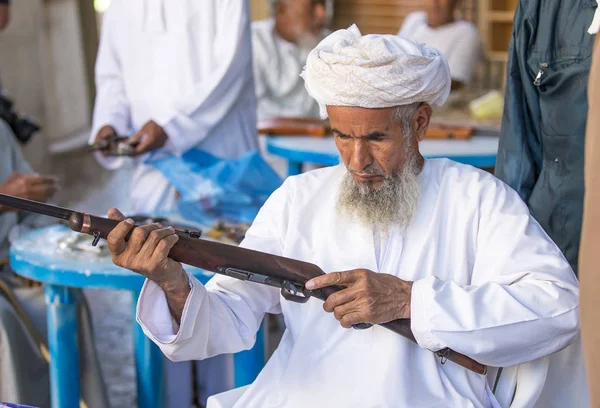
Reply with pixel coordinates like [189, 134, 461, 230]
[91, 230, 101, 247]
[185, 229, 202, 239]
[281, 281, 311, 303]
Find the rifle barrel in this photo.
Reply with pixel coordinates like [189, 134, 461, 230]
[0, 194, 73, 221]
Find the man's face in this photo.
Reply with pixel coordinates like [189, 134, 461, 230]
[329, 105, 430, 230]
[329, 106, 416, 190]
[278, 0, 327, 47]
[424, 0, 455, 19]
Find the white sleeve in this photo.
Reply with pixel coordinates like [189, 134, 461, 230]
[88, 3, 131, 170]
[136, 179, 294, 361]
[445, 24, 481, 84]
[410, 179, 579, 368]
[156, 0, 254, 156]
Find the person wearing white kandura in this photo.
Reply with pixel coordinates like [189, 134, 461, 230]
[107, 26, 582, 407]
[89, 0, 258, 405]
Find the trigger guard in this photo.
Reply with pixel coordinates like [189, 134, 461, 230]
[352, 322, 373, 330]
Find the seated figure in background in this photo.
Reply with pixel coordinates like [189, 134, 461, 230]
[398, 0, 480, 89]
[0, 4, 107, 405]
[252, 0, 328, 121]
[0, 119, 108, 407]
[252, 0, 330, 177]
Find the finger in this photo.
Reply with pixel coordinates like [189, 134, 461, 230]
[27, 183, 58, 201]
[108, 208, 126, 222]
[323, 288, 357, 313]
[305, 270, 356, 290]
[128, 223, 160, 254]
[134, 134, 153, 154]
[139, 226, 175, 258]
[150, 233, 180, 263]
[333, 302, 361, 321]
[339, 312, 368, 329]
[28, 175, 59, 185]
[28, 177, 59, 199]
[128, 128, 146, 147]
[95, 126, 116, 142]
[106, 218, 135, 257]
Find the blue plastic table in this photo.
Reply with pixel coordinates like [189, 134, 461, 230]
[9, 225, 265, 408]
[266, 133, 500, 175]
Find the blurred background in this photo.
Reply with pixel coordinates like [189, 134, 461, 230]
[0, 0, 515, 211]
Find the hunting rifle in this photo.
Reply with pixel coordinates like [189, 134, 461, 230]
[0, 193, 487, 375]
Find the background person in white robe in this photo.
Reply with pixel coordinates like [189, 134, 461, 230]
[105, 27, 580, 407]
[252, 0, 328, 121]
[89, 0, 254, 405]
[252, 0, 329, 177]
[89, 0, 258, 214]
[398, 0, 480, 89]
[0, 121, 109, 407]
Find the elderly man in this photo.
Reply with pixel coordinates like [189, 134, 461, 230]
[398, 0, 480, 89]
[252, 0, 328, 120]
[106, 27, 579, 407]
[252, 0, 329, 176]
[90, 0, 257, 214]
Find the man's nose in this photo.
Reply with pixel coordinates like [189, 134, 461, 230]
[349, 140, 373, 172]
[314, 4, 327, 22]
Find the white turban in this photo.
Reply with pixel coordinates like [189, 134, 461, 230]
[301, 25, 451, 118]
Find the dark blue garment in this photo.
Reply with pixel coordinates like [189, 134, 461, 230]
[495, 0, 597, 275]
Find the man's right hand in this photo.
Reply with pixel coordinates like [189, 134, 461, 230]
[0, 173, 58, 212]
[93, 125, 117, 156]
[107, 208, 191, 323]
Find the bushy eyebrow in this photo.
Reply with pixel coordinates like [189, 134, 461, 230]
[331, 128, 387, 140]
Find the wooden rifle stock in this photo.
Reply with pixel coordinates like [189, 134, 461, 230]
[71, 212, 487, 375]
[0, 194, 487, 375]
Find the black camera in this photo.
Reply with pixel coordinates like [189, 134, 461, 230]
[0, 92, 40, 145]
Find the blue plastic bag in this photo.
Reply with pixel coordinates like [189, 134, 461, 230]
[147, 149, 283, 224]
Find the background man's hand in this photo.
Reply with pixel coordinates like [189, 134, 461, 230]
[0, 173, 58, 212]
[306, 269, 412, 328]
[128, 120, 168, 155]
[93, 125, 118, 156]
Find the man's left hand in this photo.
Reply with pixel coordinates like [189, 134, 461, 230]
[128, 120, 168, 155]
[306, 269, 412, 328]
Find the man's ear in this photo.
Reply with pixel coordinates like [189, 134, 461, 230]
[412, 104, 432, 142]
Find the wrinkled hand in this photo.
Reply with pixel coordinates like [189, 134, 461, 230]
[128, 120, 168, 155]
[0, 172, 58, 212]
[93, 125, 118, 157]
[306, 269, 412, 328]
[106, 208, 189, 296]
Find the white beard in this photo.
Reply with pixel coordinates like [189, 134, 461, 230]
[296, 33, 320, 54]
[336, 157, 420, 233]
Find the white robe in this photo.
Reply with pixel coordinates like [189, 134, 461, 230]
[251, 18, 322, 121]
[136, 159, 579, 407]
[398, 12, 480, 85]
[251, 18, 325, 177]
[90, 0, 258, 213]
